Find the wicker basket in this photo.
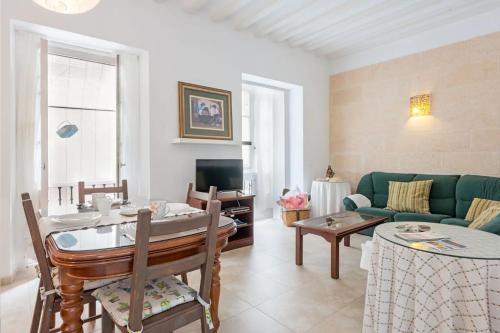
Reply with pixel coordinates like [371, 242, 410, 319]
[281, 209, 310, 227]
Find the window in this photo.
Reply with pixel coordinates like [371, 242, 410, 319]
[47, 50, 117, 210]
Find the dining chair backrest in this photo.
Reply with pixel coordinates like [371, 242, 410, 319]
[21, 193, 55, 292]
[78, 179, 128, 205]
[127, 201, 221, 332]
[185, 182, 217, 208]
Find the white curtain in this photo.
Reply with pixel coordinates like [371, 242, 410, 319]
[119, 53, 149, 202]
[15, 30, 43, 270]
[253, 88, 277, 218]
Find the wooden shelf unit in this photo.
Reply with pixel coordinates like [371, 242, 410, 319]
[189, 194, 255, 252]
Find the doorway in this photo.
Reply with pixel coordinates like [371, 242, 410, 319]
[242, 83, 286, 219]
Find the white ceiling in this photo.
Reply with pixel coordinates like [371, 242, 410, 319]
[166, 0, 500, 60]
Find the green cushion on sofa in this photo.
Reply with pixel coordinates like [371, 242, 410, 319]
[356, 174, 374, 204]
[413, 174, 459, 216]
[478, 214, 500, 235]
[355, 207, 397, 221]
[371, 172, 416, 208]
[440, 218, 469, 227]
[343, 197, 357, 211]
[394, 212, 450, 223]
[455, 175, 500, 218]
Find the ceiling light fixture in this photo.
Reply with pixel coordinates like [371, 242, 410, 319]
[32, 0, 101, 14]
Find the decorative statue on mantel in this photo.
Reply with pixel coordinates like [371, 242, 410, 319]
[325, 165, 335, 179]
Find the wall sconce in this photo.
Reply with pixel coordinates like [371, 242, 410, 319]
[409, 94, 431, 117]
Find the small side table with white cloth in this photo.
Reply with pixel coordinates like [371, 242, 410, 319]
[310, 180, 351, 217]
[363, 222, 500, 332]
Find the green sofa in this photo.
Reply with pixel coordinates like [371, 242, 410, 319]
[344, 172, 500, 236]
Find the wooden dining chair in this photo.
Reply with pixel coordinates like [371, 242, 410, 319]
[181, 182, 217, 283]
[185, 182, 217, 208]
[21, 193, 102, 333]
[97, 201, 222, 333]
[78, 179, 128, 205]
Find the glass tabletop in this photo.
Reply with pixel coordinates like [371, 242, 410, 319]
[50, 216, 235, 252]
[375, 222, 500, 260]
[293, 210, 384, 231]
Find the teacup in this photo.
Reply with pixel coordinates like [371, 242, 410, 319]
[92, 193, 106, 209]
[95, 196, 112, 216]
[149, 200, 168, 220]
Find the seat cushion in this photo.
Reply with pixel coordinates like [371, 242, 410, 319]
[455, 175, 500, 218]
[385, 180, 433, 213]
[355, 207, 397, 221]
[51, 268, 121, 291]
[393, 213, 450, 223]
[440, 218, 469, 227]
[413, 174, 459, 216]
[92, 276, 198, 327]
[354, 207, 395, 237]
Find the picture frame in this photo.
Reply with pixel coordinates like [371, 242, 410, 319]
[178, 82, 233, 140]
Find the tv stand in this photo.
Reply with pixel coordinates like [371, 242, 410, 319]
[188, 193, 255, 252]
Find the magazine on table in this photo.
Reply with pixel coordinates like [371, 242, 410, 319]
[395, 231, 449, 242]
[409, 239, 468, 252]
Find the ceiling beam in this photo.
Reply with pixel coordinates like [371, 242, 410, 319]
[298, 0, 433, 50]
[321, 0, 496, 57]
[180, 0, 211, 14]
[254, 0, 319, 37]
[233, 0, 285, 31]
[210, 0, 252, 22]
[271, 0, 379, 43]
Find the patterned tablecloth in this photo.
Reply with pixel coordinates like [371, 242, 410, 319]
[363, 232, 500, 332]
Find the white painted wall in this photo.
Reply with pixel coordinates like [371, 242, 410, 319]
[0, 0, 330, 278]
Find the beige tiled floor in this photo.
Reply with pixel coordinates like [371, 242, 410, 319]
[0, 219, 370, 333]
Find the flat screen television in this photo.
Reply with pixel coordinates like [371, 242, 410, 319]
[196, 159, 243, 193]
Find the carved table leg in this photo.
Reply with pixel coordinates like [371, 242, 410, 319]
[59, 268, 84, 333]
[210, 250, 222, 332]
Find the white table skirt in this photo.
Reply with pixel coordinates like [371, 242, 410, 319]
[310, 180, 351, 217]
[363, 234, 500, 332]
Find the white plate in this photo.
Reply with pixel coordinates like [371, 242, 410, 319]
[166, 203, 191, 213]
[50, 212, 102, 225]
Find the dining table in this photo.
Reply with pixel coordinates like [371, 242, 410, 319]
[41, 205, 236, 333]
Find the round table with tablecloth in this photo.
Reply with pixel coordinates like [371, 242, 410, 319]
[310, 180, 351, 217]
[363, 222, 500, 333]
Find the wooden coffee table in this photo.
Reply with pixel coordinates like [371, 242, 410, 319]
[294, 211, 387, 279]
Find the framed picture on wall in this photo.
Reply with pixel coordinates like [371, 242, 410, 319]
[178, 82, 233, 140]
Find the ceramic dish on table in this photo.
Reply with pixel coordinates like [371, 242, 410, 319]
[50, 212, 102, 227]
[119, 205, 139, 217]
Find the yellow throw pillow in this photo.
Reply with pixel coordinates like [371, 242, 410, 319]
[469, 206, 500, 229]
[385, 180, 433, 214]
[465, 198, 500, 222]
